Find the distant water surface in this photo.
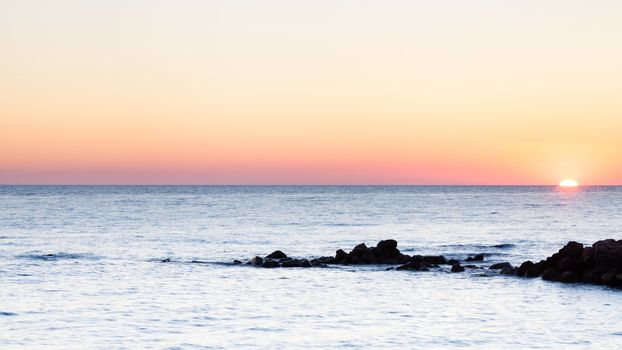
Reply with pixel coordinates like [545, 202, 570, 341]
[1, 186, 621, 349]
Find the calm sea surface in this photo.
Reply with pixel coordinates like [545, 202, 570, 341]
[1, 186, 621, 349]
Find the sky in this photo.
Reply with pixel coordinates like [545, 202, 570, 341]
[1, 0, 621, 185]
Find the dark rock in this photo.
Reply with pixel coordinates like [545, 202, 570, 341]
[560, 241, 584, 259]
[542, 268, 561, 281]
[525, 261, 545, 277]
[251, 256, 264, 266]
[266, 250, 288, 259]
[360, 249, 376, 263]
[376, 239, 398, 251]
[396, 261, 425, 271]
[466, 254, 484, 262]
[517, 261, 534, 276]
[600, 270, 617, 284]
[579, 269, 595, 283]
[353, 243, 368, 251]
[262, 259, 280, 268]
[558, 257, 582, 273]
[451, 263, 465, 272]
[516, 239, 622, 288]
[335, 249, 348, 262]
[447, 259, 460, 265]
[500, 267, 518, 275]
[232, 259, 242, 265]
[423, 255, 447, 265]
[489, 262, 512, 270]
[161, 258, 171, 263]
[559, 271, 579, 283]
[300, 259, 312, 268]
[281, 259, 302, 267]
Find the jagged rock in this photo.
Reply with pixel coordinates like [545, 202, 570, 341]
[266, 250, 287, 259]
[335, 249, 348, 262]
[331, 240, 411, 265]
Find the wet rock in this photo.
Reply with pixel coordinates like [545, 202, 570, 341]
[525, 261, 545, 277]
[335, 249, 348, 262]
[281, 259, 302, 268]
[262, 259, 280, 268]
[466, 254, 484, 262]
[489, 262, 512, 270]
[396, 261, 427, 271]
[251, 256, 264, 266]
[542, 268, 561, 281]
[423, 255, 448, 265]
[558, 257, 582, 273]
[330, 240, 411, 265]
[500, 267, 518, 275]
[300, 259, 312, 268]
[451, 263, 465, 272]
[266, 250, 287, 259]
[376, 239, 398, 251]
[516, 261, 534, 276]
[232, 259, 242, 265]
[447, 259, 460, 265]
[161, 258, 171, 263]
[516, 240, 622, 288]
[559, 271, 579, 283]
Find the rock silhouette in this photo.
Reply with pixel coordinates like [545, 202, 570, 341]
[238, 238, 622, 289]
[516, 240, 622, 288]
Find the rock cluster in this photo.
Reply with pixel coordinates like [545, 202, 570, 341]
[516, 239, 622, 287]
[331, 240, 410, 265]
[248, 251, 322, 268]
[241, 239, 471, 272]
[237, 238, 622, 289]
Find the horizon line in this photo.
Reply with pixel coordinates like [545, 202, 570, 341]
[1, 183, 620, 187]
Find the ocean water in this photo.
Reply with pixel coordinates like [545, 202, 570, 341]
[1, 185, 621, 349]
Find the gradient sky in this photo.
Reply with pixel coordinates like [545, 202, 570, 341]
[2, 0, 621, 184]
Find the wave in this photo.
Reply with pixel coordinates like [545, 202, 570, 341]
[17, 252, 101, 261]
[438, 243, 516, 250]
[0, 311, 17, 316]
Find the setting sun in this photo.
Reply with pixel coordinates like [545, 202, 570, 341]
[559, 179, 579, 187]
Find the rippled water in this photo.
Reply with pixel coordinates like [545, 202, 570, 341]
[1, 186, 621, 349]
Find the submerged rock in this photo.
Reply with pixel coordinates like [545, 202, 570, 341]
[466, 254, 484, 262]
[489, 262, 512, 270]
[451, 263, 465, 273]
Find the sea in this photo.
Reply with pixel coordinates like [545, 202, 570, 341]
[1, 185, 621, 349]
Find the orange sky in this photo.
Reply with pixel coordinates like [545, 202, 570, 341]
[1, 1, 621, 184]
